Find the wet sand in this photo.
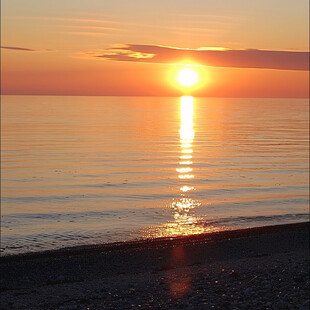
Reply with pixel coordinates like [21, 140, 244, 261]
[1, 222, 309, 309]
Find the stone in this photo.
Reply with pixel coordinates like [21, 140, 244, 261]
[244, 287, 252, 295]
[277, 300, 288, 309]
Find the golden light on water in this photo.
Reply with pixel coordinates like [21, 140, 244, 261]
[180, 96, 194, 141]
[180, 155, 192, 159]
[181, 149, 193, 154]
[179, 161, 192, 165]
[178, 174, 195, 179]
[180, 186, 194, 192]
[163, 96, 202, 235]
[181, 143, 192, 148]
[143, 96, 218, 240]
[179, 96, 195, 181]
[176, 167, 193, 173]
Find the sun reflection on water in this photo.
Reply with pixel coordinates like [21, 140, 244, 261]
[143, 96, 219, 239]
[150, 96, 203, 237]
[178, 96, 195, 188]
[169, 96, 203, 235]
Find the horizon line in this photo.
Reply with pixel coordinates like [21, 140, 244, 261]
[1, 93, 309, 99]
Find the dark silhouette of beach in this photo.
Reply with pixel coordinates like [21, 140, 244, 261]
[1, 222, 309, 309]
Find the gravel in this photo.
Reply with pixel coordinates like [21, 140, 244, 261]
[1, 222, 309, 309]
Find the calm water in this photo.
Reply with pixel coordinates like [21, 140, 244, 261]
[1, 96, 309, 255]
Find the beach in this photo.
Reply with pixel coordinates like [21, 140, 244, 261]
[1, 222, 309, 310]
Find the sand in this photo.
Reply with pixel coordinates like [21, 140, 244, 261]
[0, 222, 309, 310]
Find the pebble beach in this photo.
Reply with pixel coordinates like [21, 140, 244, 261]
[1, 222, 309, 310]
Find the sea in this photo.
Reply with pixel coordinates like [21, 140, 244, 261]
[1, 95, 309, 255]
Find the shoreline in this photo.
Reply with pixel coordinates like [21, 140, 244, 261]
[1, 222, 309, 309]
[1, 221, 309, 261]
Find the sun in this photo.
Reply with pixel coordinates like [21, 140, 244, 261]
[167, 65, 205, 93]
[177, 68, 198, 87]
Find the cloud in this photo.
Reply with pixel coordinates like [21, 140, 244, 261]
[9, 16, 120, 38]
[61, 24, 120, 36]
[1, 46, 55, 52]
[1, 46, 36, 52]
[65, 32, 113, 36]
[95, 44, 309, 71]
[9, 15, 121, 25]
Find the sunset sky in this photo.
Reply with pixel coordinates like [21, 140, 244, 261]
[1, 0, 309, 97]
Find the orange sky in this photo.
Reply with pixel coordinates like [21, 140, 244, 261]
[1, 0, 309, 97]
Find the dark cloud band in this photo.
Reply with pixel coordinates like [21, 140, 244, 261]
[1, 46, 37, 52]
[96, 44, 309, 71]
